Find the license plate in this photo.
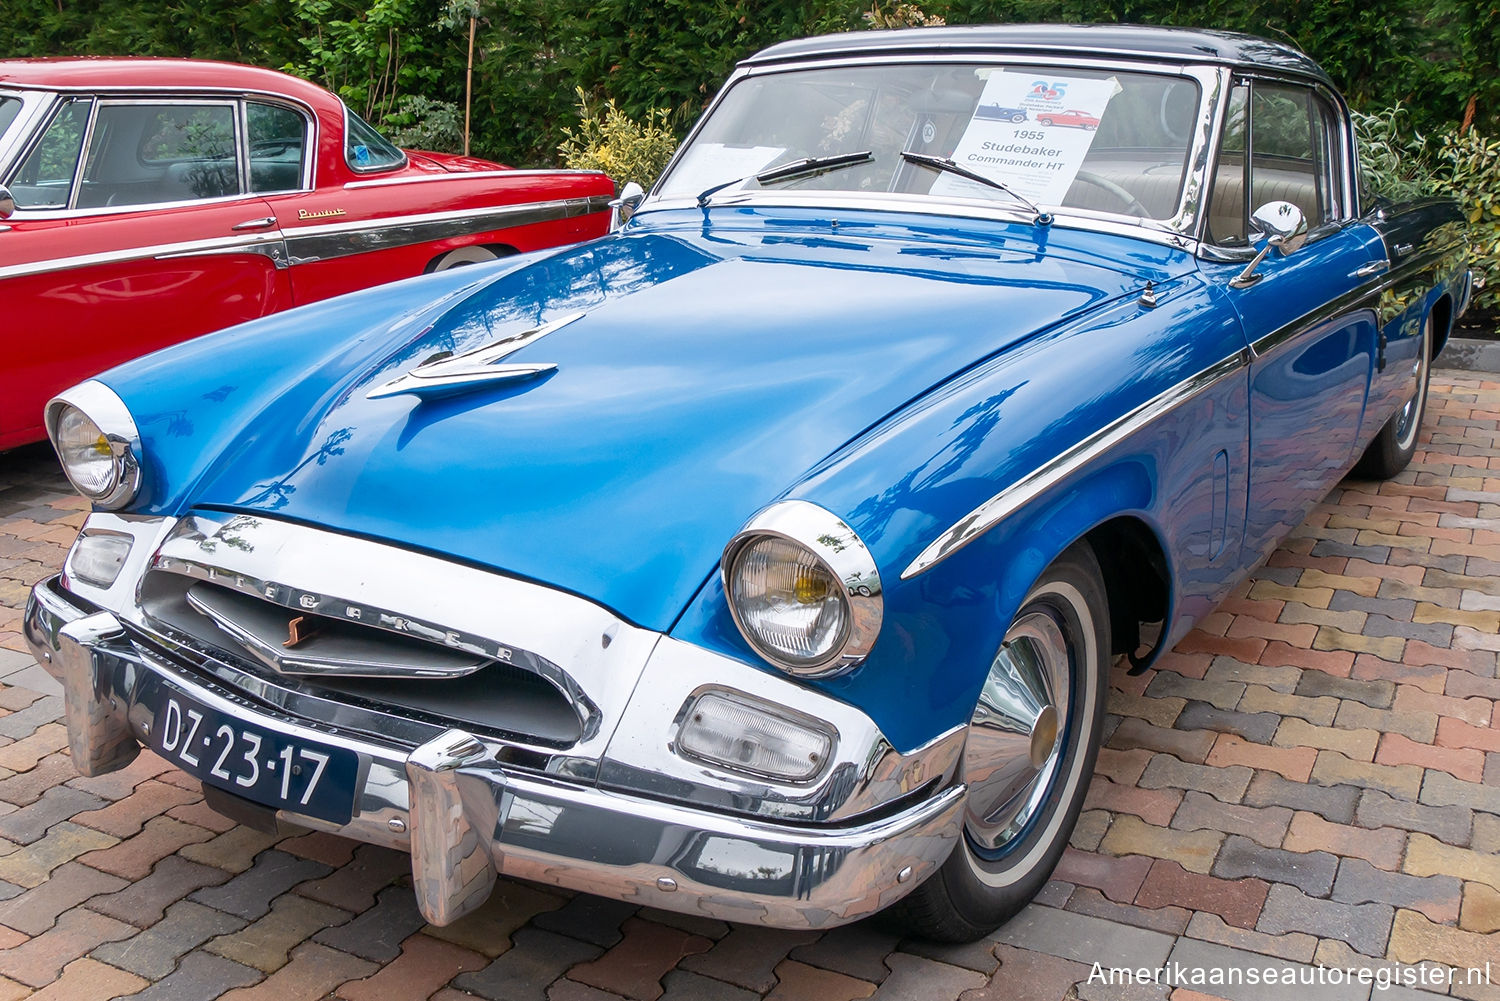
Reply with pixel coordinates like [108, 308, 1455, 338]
[149, 687, 359, 825]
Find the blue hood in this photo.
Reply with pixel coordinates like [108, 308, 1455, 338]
[163, 211, 1183, 630]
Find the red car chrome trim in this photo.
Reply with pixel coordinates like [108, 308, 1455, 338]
[344, 169, 612, 190]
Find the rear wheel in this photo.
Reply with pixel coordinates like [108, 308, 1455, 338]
[1354, 312, 1432, 479]
[426, 245, 509, 273]
[891, 541, 1110, 942]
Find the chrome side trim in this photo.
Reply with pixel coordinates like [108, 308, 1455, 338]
[901, 350, 1247, 579]
[283, 195, 613, 265]
[344, 169, 609, 190]
[0, 230, 286, 281]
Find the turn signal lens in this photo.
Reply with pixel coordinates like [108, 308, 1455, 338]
[727, 535, 849, 673]
[676, 692, 833, 782]
[67, 533, 133, 588]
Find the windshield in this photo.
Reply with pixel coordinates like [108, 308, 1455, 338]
[656, 62, 1201, 222]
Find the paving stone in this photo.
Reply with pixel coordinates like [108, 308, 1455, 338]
[1205, 734, 1317, 782]
[207, 891, 351, 973]
[530, 892, 639, 949]
[0, 821, 117, 888]
[1393, 685, 1494, 727]
[1211, 836, 1337, 896]
[313, 883, 427, 963]
[1310, 750, 1424, 799]
[1273, 718, 1379, 761]
[1109, 718, 1219, 763]
[1352, 653, 1447, 694]
[1145, 673, 1245, 711]
[1283, 812, 1406, 870]
[165, 798, 238, 833]
[1238, 686, 1339, 725]
[1, 906, 136, 987]
[1135, 860, 1268, 930]
[1071, 808, 1109, 850]
[1084, 778, 1182, 826]
[1420, 769, 1500, 815]
[331, 934, 479, 1001]
[1182, 912, 1318, 964]
[424, 878, 568, 958]
[178, 825, 283, 873]
[61, 749, 171, 802]
[1203, 658, 1300, 694]
[1378, 732, 1487, 782]
[0, 860, 125, 935]
[1387, 908, 1500, 981]
[1404, 832, 1500, 891]
[679, 924, 821, 992]
[0, 694, 62, 739]
[1355, 789, 1473, 843]
[1099, 816, 1224, 874]
[633, 908, 730, 942]
[1459, 883, 1500, 934]
[863, 952, 986, 1000]
[1055, 848, 1152, 904]
[765, 959, 877, 1001]
[1256, 883, 1394, 958]
[92, 899, 247, 978]
[0, 753, 73, 807]
[788, 923, 900, 982]
[548, 981, 633, 1001]
[897, 935, 1001, 975]
[655, 969, 761, 1001]
[191, 849, 332, 920]
[1329, 857, 1463, 926]
[568, 917, 715, 1001]
[114, 950, 260, 1001]
[86, 853, 233, 927]
[71, 779, 200, 839]
[1111, 693, 1187, 728]
[1294, 671, 1396, 708]
[276, 830, 358, 868]
[1173, 703, 1281, 743]
[1242, 772, 1360, 823]
[1096, 747, 1154, 785]
[1138, 754, 1252, 804]
[1163, 938, 1368, 1001]
[962, 943, 1090, 1001]
[1064, 886, 1193, 936]
[294, 842, 411, 913]
[79, 815, 215, 882]
[991, 902, 1176, 969]
[454, 927, 604, 1001]
[20, 956, 147, 1001]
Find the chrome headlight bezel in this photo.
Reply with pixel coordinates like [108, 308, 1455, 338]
[44, 381, 144, 511]
[721, 500, 883, 678]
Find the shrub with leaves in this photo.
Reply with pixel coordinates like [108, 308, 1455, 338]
[383, 95, 465, 153]
[863, 2, 946, 28]
[557, 88, 678, 190]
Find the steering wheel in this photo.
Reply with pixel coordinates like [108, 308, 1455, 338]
[1071, 170, 1151, 218]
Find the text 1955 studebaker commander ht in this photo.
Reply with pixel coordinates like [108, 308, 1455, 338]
[25, 25, 1471, 942]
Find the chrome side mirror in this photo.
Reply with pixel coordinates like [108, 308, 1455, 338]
[610, 181, 645, 231]
[1231, 201, 1308, 288]
[0, 185, 14, 219]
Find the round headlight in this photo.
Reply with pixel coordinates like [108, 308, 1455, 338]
[722, 500, 883, 678]
[45, 382, 143, 510]
[729, 535, 850, 671]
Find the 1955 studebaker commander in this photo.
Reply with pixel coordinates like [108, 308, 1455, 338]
[25, 25, 1471, 941]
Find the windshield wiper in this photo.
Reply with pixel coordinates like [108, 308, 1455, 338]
[696, 150, 875, 207]
[899, 151, 1052, 225]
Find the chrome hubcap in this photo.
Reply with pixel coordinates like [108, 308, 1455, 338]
[963, 610, 1071, 855]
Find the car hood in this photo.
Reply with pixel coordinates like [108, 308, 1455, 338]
[185, 213, 1183, 630]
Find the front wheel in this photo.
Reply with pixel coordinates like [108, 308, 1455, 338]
[890, 541, 1111, 942]
[1353, 312, 1432, 479]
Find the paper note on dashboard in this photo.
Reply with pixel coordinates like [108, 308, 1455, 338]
[931, 73, 1118, 206]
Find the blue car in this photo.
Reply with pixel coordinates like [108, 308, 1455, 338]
[26, 25, 1471, 942]
[975, 102, 1029, 122]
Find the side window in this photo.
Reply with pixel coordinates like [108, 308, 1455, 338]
[343, 105, 405, 172]
[76, 102, 240, 209]
[1249, 83, 1326, 227]
[1207, 84, 1248, 246]
[8, 98, 92, 210]
[246, 102, 309, 193]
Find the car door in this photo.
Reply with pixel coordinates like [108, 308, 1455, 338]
[1197, 78, 1388, 565]
[0, 95, 293, 447]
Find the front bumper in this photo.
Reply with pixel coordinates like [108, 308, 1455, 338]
[25, 576, 963, 929]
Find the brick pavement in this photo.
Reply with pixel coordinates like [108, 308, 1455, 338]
[0, 371, 1496, 1001]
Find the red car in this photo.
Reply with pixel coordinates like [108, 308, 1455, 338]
[0, 58, 615, 449]
[1036, 109, 1099, 130]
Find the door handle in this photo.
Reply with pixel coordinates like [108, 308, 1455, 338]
[1354, 260, 1389, 277]
[232, 216, 277, 231]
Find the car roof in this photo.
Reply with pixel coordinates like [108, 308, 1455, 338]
[743, 24, 1333, 86]
[0, 57, 338, 112]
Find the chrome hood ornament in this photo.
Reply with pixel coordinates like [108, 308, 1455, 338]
[367, 311, 585, 400]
